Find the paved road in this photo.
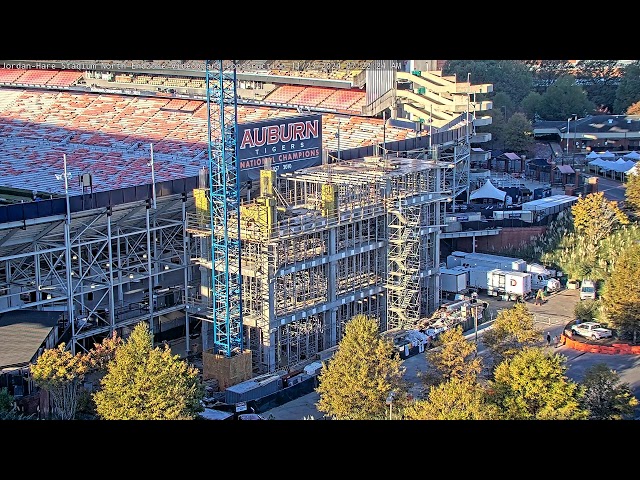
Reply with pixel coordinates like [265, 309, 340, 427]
[594, 175, 627, 202]
[262, 289, 640, 420]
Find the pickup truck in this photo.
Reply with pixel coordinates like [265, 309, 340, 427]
[570, 321, 612, 340]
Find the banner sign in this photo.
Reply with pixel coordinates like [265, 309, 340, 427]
[236, 114, 323, 182]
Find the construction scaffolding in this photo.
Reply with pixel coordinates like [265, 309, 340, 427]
[187, 145, 458, 374]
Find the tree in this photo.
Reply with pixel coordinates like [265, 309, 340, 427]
[315, 314, 408, 420]
[600, 243, 640, 343]
[85, 330, 124, 372]
[403, 377, 500, 420]
[0, 388, 35, 420]
[574, 299, 600, 322]
[536, 75, 595, 121]
[30, 343, 89, 420]
[520, 91, 543, 121]
[503, 112, 535, 154]
[526, 60, 573, 95]
[574, 60, 620, 113]
[488, 347, 588, 420]
[570, 192, 629, 275]
[625, 172, 640, 214]
[481, 302, 541, 369]
[93, 322, 204, 420]
[420, 325, 483, 389]
[580, 363, 639, 420]
[571, 192, 629, 246]
[614, 61, 640, 114]
[627, 101, 640, 116]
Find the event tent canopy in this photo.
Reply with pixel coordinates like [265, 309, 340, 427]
[589, 158, 637, 173]
[623, 151, 640, 161]
[469, 179, 507, 201]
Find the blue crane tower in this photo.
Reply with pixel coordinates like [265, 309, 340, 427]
[205, 60, 243, 357]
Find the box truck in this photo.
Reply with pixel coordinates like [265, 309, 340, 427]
[448, 252, 560, 293]
[468, 267, 532, 300]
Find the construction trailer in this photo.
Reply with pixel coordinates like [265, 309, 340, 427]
[447, 251, 527, 271]
[439, 267, 468, 294]
[187, 146, 466, 375]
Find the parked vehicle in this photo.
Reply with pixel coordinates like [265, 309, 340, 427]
[468, 267, 532, 300]
[447, 252, 560, 293]
[571, 321, 612, 340]
[579, 279, 597, 300]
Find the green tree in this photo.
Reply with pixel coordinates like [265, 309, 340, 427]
[574, 60, 620, 113]
[625, 172, 640, 214]
[420, 325, 483, 389]
[536, 75, 595, 121]
[503, 112, 535, 154]
[520, 91, 543, 122]
[442, 60, 533, 106]
[0, 387, 13, 412]
[580, 363, 639, 420]
[574, 299, 600, 322]
[526, 60, 573, 95]
[93, 322, 204, 420]
[315, 314, 407, 420]
[30, 343, 89, 420]
[403, 377, 500, 420]
[488, 347, 588, 420]
[601, 243, 640, 343]
[614, 61, 640, 114]
[481, 302, 541, 369]
[0, 388, 35, 420]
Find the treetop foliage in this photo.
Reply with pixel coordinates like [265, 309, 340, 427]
[93, 322, 204, 420]
[315, 314, 407, 420]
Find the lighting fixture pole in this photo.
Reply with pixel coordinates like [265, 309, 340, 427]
[336, 118, 340, 161]
[386, 391, 395, 420]
[466, 73, 471, 144]
[428, 103, 433, 153]
[383, 110, 386, 158]
[573, 114, 578, 159]
[57, 154, 76, 353]
[148, 143, 157, 210]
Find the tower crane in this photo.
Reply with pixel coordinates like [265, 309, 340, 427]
[205, 60, 243, 357]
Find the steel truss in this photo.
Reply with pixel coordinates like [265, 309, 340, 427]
[0, 193, 193, 354]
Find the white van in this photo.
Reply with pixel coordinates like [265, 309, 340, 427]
[579, 279, 596, 300]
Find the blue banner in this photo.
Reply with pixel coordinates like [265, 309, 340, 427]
[236, 114, 323, 182]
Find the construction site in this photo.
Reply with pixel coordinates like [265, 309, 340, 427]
[186, 142, 470, 380]
[0, 60, 494, 397]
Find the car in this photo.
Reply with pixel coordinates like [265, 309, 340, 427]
[237, 413, 265, 420]
[579, 279, 597, 300]
[570, 321, 612, 340]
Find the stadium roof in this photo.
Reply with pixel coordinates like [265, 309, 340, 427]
[0, 310, 61, 370]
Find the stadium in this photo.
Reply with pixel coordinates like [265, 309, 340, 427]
[0, 60, 496, 395]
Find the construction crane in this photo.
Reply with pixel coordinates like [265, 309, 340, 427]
[205, 60, 243, 357]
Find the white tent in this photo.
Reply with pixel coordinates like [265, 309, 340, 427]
[469, 179, 507, 202]
[623, 151, 640, 161]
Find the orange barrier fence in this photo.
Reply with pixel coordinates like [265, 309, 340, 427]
[560, 334, 640, 355]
